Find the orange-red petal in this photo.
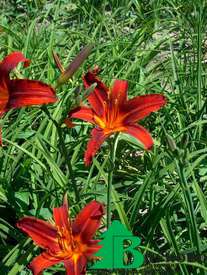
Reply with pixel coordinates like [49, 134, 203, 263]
[87, 92, 105, 117]
[16, 217, 59, 251]
[84, 128, 107, 166]
[53, 198, 75, 245]
[111, 80, 128, 107]
[84, 242, 102, 257]
[29, 252, 61, 275]
[0, 78, 9, 114]
[124, 94, 166, 123]
[53, 198, 70, 231]
[0, 51, 30, 75]
[123, 124, 153, 149]
[7, 79, 57, 109]
[67, 106, 95, 125]
[83, 68, 108, 116]
[72, 200, 104, 242]
[64, 255, 87, 275]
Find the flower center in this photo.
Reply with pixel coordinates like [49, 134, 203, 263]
[94, 114, 124, 135]
[55, 228, 86, 260]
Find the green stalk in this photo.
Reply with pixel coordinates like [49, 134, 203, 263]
[175, 159, 201, 254]
[107, 133, 119, 228]
[196, 3, 202, 115]
[41, 106, 80, 202]
[191, 3, 203, 146]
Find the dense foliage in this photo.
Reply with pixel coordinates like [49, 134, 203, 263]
[0, 0, 207, 274]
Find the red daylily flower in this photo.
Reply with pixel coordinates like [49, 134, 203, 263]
[0, 51, 57, 144]
[17, 196, 104, 275]
[65, 67, 167, 165]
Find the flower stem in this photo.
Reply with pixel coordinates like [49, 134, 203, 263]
[41, 106, 80, 202]
[107, 133, 119, 228]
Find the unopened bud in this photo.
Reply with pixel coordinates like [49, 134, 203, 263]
[57, 44, 93, 86]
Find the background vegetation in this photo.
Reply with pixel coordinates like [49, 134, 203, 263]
[0, 0, 207, 274]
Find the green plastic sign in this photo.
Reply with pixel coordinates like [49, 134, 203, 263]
[91, 220, 144, 270]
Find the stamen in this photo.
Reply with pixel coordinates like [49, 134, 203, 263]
[108, 98, 119, 129]
[94, 115, 106, 129]
[103, 101, 107, 122]
[57, 226, 75, 252]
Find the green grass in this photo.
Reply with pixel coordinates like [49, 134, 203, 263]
[0, 0, 207, 274]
